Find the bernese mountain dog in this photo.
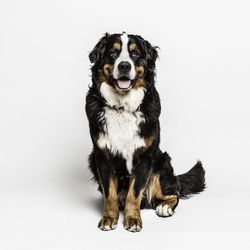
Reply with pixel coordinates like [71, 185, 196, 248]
[85, 32, 205, 232]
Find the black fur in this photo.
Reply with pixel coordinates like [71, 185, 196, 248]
[177, 161, 206, 198]
[85, 32, 205, 210]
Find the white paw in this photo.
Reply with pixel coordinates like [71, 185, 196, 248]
[156, 204, 174, 217]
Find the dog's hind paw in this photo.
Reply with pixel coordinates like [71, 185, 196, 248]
[156, 203, 174, 217]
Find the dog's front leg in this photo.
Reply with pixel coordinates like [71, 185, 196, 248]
[96, 152, 119, 231]
[98, 175, 119, 231]
[124, 159, 151, 232]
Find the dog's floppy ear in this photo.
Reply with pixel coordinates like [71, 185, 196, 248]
[144, 40, 159, 71]
[137, 36, 159, 71]
[146, 41, 159, 71]
[89, 33, 110, 64]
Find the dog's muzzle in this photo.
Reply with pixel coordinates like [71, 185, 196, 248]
[116, 61, 133, 89]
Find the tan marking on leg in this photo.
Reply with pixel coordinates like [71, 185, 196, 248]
[162, 195, 178, 207]
[124, 177, 143, 232]
[148, 174, 178, 217]
[148, 174, 178, 207]
[98, 176, 119, 231]
[148, 174, 162, 200]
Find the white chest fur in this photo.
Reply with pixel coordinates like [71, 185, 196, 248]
[97, 82, 146, 173]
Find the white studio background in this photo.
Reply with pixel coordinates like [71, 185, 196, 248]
[0, 0, 250, 249]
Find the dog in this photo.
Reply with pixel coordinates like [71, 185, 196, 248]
[85, 32, 205, 232]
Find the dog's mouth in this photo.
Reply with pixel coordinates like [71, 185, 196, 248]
[116, 76, 132, 90]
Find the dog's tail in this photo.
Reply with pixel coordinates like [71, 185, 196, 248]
[177, 161, 206, 198]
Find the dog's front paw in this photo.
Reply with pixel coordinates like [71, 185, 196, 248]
[124, 217, 142, 232]
[98, 216, 118, 231]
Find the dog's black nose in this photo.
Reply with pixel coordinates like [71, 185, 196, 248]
[118, 61, 131, 74]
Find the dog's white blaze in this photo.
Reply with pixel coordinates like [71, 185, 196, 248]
[113, 33, 136, 80]
[98, 82, 145, 174]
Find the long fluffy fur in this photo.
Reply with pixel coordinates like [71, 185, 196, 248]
[177, 161, 206, 198]
[86, 32, 206, 214]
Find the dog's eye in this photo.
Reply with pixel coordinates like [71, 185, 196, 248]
[131, 51, 139, 59]
[110, 50, 118, 59]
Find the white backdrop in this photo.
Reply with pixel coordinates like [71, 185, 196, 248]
[0, 0, 250, 249]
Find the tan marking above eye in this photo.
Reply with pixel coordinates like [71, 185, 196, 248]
[113, 43, 121, 51]
[129, 43, 137, 51]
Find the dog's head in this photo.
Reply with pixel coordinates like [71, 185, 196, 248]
[89, 32, 158, 93]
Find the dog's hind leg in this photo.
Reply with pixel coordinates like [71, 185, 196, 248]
[145, 152, 180, 217]
[148, 174, 179, 217]
[147, 173, 179, 217]
[147, 151, 205, 217]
